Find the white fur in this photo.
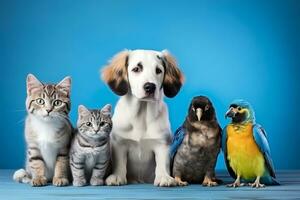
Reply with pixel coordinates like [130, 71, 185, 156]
[28, 114, 71, 179]
[126, 50, 165, 101]
[105, 50, 178, 186]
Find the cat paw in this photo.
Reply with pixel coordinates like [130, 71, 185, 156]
[73, 178, 87, 187]
[31, 176, 47, 187]
[105, 174, 127, 186]
[90, 177, 104, 186]
[154, 175, 177, 187]
[53, 177, 69, 186]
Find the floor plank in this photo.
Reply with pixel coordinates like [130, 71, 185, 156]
[1, 170, 300, 200]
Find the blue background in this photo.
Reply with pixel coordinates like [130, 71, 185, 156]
[1, 0, 299, 170]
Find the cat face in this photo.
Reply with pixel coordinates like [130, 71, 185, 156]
[26, 74, 71, 120]
[77, 104, 112, 139]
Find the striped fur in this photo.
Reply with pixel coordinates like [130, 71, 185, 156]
[70, 104, 112, 186]
[13, 74, 72, 187]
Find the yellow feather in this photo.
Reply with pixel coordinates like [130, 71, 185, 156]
[227, 123, 265, 179]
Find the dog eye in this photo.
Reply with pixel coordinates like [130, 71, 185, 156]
[86, 122, 92, 127]
[132, 66, 142, 73]
[156, 67, 162, 74]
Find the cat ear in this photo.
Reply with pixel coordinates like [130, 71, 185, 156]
[56, 76, 71, 97]
[78, 105, 90, 117]
[26, 74, 43, 95]
[101, 104, 112, 117]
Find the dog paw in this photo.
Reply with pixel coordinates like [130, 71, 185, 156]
[53, 177, 69, 186]
[154, 175, 177, 187]
[31, 176, 47, 187]
[105, 174, 127, 186]
[73, 178, 87, 187]
[90, 177, 104, 186]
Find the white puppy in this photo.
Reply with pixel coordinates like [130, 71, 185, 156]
[101, 49, 184, 186]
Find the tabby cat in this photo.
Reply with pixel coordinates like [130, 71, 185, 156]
[13, 74, 72, 187]
[70, 104, 112, 186]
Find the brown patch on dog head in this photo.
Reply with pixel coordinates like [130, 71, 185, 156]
[161, 50, 184, 98]
[101, 50, 130, 96]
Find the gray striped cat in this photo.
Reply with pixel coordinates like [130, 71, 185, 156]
[13, 74, 72, 187]
[70, 104, 112, 186]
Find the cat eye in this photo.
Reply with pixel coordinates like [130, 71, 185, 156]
[36, 98, 45, 105]
[156, 67, 162, 74]
[99, 121, 106, 127]
[86, 122, 92, 127]
[53, 100, 62, 106]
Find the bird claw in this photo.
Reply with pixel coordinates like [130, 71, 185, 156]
[178, 180, 189, 186]
[202, 181, 218, 187]
[227, 182, 245, 188]
[174, 177, 188, 186]
[249, 182, 265, 188]
[202, 176, 218, 187]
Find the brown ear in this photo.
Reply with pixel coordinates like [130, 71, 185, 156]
[161, 50, 184, 98]
[101, 50, 130, 96]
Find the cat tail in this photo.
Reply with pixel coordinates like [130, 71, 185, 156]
[13, 169, 31, 183]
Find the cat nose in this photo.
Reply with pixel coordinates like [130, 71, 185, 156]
[46, 109, 52, 114]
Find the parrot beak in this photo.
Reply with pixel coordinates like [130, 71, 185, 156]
[196, 108, 202, 121]
[225, 108, 236, 119]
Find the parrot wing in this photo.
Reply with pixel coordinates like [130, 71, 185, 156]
[170, 126, 186, 160]
[222, 126, 237, 179]
[253, 124, 276, 178]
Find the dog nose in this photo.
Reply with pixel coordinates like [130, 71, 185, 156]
[144, 82, 156, 94]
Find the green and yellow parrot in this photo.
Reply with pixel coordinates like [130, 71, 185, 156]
[222, 99, 279, 188]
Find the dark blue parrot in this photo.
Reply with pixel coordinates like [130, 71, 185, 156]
[170, 96, 221, 186]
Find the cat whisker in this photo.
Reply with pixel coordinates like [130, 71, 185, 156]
[11, 109, 27, 113]
[17, 118, 26, 124]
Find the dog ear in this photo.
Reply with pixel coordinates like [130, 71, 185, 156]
[101, 50, 130, 96]
[161, 50, 184, 98]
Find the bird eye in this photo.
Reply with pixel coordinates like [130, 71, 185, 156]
[205, 105, 209, 111]
[99, 121, 105, 127]
[238, 107, 242, 111]
[156, 67, 162, 74]
[86, 122, 92, 127]
[36, 98, 45, 105]
[53, 100, 62, 106]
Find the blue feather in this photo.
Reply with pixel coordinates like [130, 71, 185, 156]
[253, 124, 280, 185]
[170, 126, 186, 160]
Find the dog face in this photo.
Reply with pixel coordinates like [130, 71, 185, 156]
[102, 49, 184, 100]
[127, 50, 165, 100]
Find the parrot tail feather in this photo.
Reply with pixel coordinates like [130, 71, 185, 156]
[261, 176, 280, 185]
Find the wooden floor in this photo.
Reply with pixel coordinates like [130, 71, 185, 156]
[1, 170, 300, 200]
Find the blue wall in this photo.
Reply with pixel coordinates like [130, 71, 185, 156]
[1, 0, 299, 169]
